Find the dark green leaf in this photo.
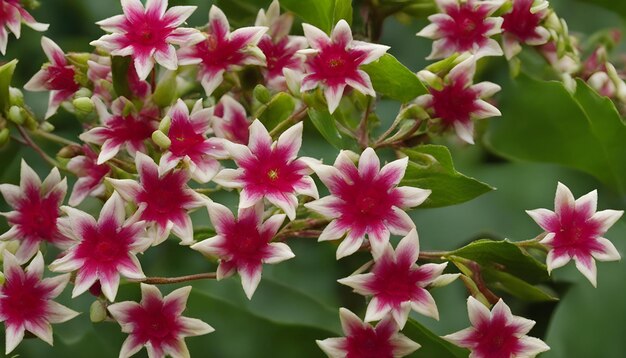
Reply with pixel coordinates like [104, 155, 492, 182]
[578, 0, 626, 19]
[307, 108, 344, 149]
[111, 56, 132, 99]
[362, 54, 427, 102]
[215, 0, 272, 27]
[333, 0, 353, 25]
[482, 269, 558, 302]
[258, 92, 296, 131]
[0, 59, 17, 113]
[401, 145, 494, 208]
[403, 318, 469, 358]
[281, 0, 334, 32]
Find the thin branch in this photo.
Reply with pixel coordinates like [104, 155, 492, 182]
[16, 125, 61, 168]
[268, 105, 309, 137]
[33, 129, 80, 146]
[141, 272, 217, 284]
[357, 96, 373, 148]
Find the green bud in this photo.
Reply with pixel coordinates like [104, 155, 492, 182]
[57, 144, 83, 158]
[39, 122, 55, 132]
[253, 84, 271, 104]
[89, 300, 108, 323]
[9, 87, 24, 106]
[152, 70, 178, 107]
[152, 130, 171, 149]
[159, 115, 171, 133]
[0, 128, 10, 147]
[73, 97, 95, 114]
[74, 88, 93, 99]
[7, 106, 25, 125]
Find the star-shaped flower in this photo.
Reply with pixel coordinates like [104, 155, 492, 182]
[501, 0, 550, 59]
[24, 36, 81, 119]
[213, 120, 318, 221]
[338, 229, 446, 328]
[0, 160, 71, 264]
[212, 94, 251, 145]
[0, 0, 48, 54]
[108, 284, 214, 358]
[67, 145, 111, 206]
[91, 0, 204, 80]
[305, 148, 430, 258]
[317, 308, 420, 358]
[444, 296, 550, 358]
[49, 192, 151, 301]
[178, 5, 267, 96]
[416, 56, 501, 144]
[526, 182, 623, 287]
[0, 251, 78, 355]
[417, 0, 504, 59]
[298, 20, 389, 114]
[191, 202, 294, 299]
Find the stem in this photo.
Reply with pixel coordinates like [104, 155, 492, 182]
[357, 96, 373, 148]
[419, 250, 451, 260]
[16, 125, 61, 169]
[373, 110, 404, 145]
[275, 230, 322, 241]
[268, 105, 309, 137]
[373, 119, 423, 149]
[195, 187, 222, 195]
[514, 232, 548, 250]
[33, 129, 80, 146]
[141, 272, 217, 284]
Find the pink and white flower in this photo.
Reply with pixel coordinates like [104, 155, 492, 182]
[444, 296, 550, 358]
[67, 145, 111, 206]
[191, 202, 294, 299]
[0, 251, 78, 354]
[417, 0, 504, 59]
[24, 37, 81, 119]
[213, 120, 318, 221]
[79, 96, 159, 164]
[87, 57, 152, 102]
[338, 229, 446, 328]
[91, 0, 204, 80]
[159, 99, 226, 183]
[108, 152, 207, 244]
[305, 148, 430, 258]
[501, 0, 550, 59]
[212, 94, 251, 144]
[178, 5, 267, 96]
[299, 20, 389, 114]
[0, 0, 48, 54]
[108, 283, 214, 358]
[0, 160, 70, 264]
[526, 182, 623, 287]
[49, 192, 151, 302]
[317, 308, 420, 358]
[416, 56, 501, 144]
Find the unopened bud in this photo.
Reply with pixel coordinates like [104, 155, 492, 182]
[0, 128, 9, 147]
[73, 97, 94, 114]
[89, 300, 108, 323]
[152, 130, 171, 149]
[159, 115, 171, 133]
[39, 121, 55, 132]
[253, 84, 271, 104]
[57, 144, 83, 158]
[0, 272, 4, 285]
[9, 87, 24, 106]
[7, 105, 25, 125]
[152, 70, 178, 107]
[74, 88, 92, 99]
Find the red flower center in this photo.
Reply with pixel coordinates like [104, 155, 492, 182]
[193, 34, 247, 70]
[502, 0, 543, 41]
[46, 65, 80, 93]
[259, 37, 301, 78]
[137, 169, 195, 225]
[122, 15, 173, 49]
[0, 273, 49, 325]
[367, 261, 425, 305]
[107, 113, 156, 145]
[129, 295, 183, 346]
[12, 186, 62, 243]
[221, 215, 270, 262]
[308, 44, 366, 86]
[345, 326, 394, 358]
[240, 146, 306, 196]
[430, 79, 479, 125]
[470, 314, 525, 357]
[167, 119, 206, 158]
[439, 3, 493, 51]
[550, 208, 604, 257]
[74, 218, 131, 265]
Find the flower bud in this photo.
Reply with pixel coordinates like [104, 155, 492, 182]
[7, 105, 25, 125]
[74, 87, 93, 99]
[39, 121, 55, 132]
[9, 87, 24, 106]
[253, 84, 271, 104]
[57, 144, 83, 158]
[159, 115, 171, 133]
[0, 128, 9, 148]
[152, 130, 171, 149]
[73, 97, 94, 114]
[89, 300, 108, 323]
[153, 70, 178, 107]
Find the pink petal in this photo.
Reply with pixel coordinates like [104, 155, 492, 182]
[453, 120, 475, 144]
[574, 189, 597, 218]
[200, 69, 226, 96]
[467, 296, 491, 327]
[208, 5, 230, 39]
[99, 191, 126, 227]
[240, 264, 263, 299]
[133, 51, 156, 81]
[324, 83, 346, 114]
[302, 23, 331, 50]
[276, 122, 303, 161]
[517, 336, 551, 356]
[266, 192, 298, 221]
[121, 0, 146, 21]
[336, 231, 365, 259]
[23, 69, 50, 91]
[46, 301, 79, 324]
[41, 36, 66, 66]
[365, 296, 391, 322]
[330, 20, 353, 48]
[163, 6, 198, 27]
[545, 249, 572, 274]
[339, 307, 365, 336]
[591, 237, 621, 262]
[391, 301, 412, 328]
[386, 206, 416, 236]
[5, 323, 25, 354]
[154, 45, 178, 71]
[119, 336, 144, 358]
[24, 320, 53, 345]
[410, 290, 439, 321]
[574, 254, 597, 287]
[107, 178, 142, 202]
[471, 99, 501, 119]
[316, 337, 346, 357]
[179, 316, 215, 337]
[358, 147, 380, 178]
[590, 209, 623, 234]
[318, 219, 348, 242]
[248, 119, 273, 155]
[378, 157, 408, 187]
[555, 182, 576, 217]
[395, 186, 431, 208]
[96, 14, 126, 32]
[169, 27, 205, 46]
[206, 202, 235, 234]
[145, 0, 167, 18]
[346, 70, 375, 97]
[212, 168, 244, 188]
[231, 26, 268, 46]
[526, 208, 558, 232]
[395, 229, 420, 265]
[294, 175, 319, 199]
[265, 242, 295, 264]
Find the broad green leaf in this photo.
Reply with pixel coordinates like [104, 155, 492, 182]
[152, 70, 178, 107]
[482, 269, 558, 302]
[486, 75, 626, 194]
[281, 0, 334, 32]
[0, 59, 17, 113]
[400, 145, 494, 208]
[258, 92, 296, 131]
[362, 54, 427, 102]
[308, 108, 344, 149]
[215, 0, 272, 27]
[452, 239, 549, 284]
[403, 318, 469, 358]
[111, 56, 132, 99]
[333, 0, 353, 25]
[578, 0, 626, 19]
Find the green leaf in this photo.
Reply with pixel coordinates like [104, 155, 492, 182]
[482, 269, 558, 302]
[111, 56, 132, 99]
[452, 239, 549, 284]
[215, 0, 271, 27]
[333, 0, 353, 25]
[152, 70, 178, 107]
[578, 0, 626, 19]
[281, 0, 334, 32]
[486, 75, 626, 194]
[258, 92, 296, 131]
[0, 59, 18, 113]
[308, 108, 344, 149]
[403, 319, 469, 358]
[400, 145, 494, 208]
[362, 54, 427, 102]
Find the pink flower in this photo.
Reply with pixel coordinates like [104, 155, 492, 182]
[213, 120, 318, 221]
[159, 99, 226, 183]
[87, 57, 152, 102]
[299, 20, 389, 114]
[338, 229, 446, 328]
[317, 308, 420, 358]
[305, 148, 430, 258]
[178, 5, 267, 96]
[108, 283, 214, 358]
[91, 0, 204, 80]
[526, 182, 623, 287]
[501, 0, 550, 59]
[24, 37, 81, 119]
[416, 56, 501, 144]
[191, 202, 294, 299]
[0, 160, 70, 264]
[417, 0, 504, 59]
[49, 192, 151, 301]
[109, 152, 207, 244]
[79, 96, 159, 164]
[212, 94, 251, 144]
[444, 296, 550, 358]
[0, 0, 48, 54]
[67, 145, 111, 206]
[0, 251, 78, 354]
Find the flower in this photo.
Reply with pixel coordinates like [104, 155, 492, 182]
[191, 202, 294, 299]
[299, 20, 389, 114]
[444, 296, 550, 358]
[317, 308, 420, 358]
[108, 283, 214, 358]
[501, 0, 550, 59]
[87, 57, 152, 102]
[79, 96, 159, 164]
[0, 251, 78, 354]
[159, 99, 226, 183]
[108, 152, 207, 244]
[67, 145, 111, 206]
[526, 182, 623, 287]
[178, 5, 267, 96]
[0, 160, 70, 264]
[49, 192, 151, 301]
[213, 120, 318, 221]
[0, 0, 48, 54]
[212, 94, 251, 144]
[91, 0, 204, 80]
[416, 56, 501, 144]
[24, 36, 81, 119]
[338, 229, 446, 328]
[417, 0, 504, 59]
[305, 148, 430, 258]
